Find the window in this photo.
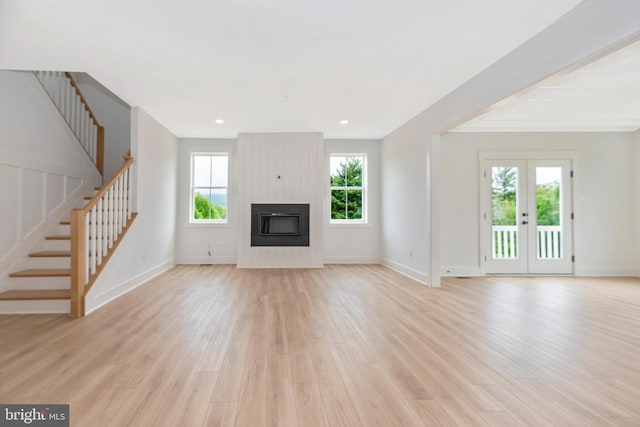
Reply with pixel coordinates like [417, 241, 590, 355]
[191, 153, 228, 223]
[329, 154, 366, 223]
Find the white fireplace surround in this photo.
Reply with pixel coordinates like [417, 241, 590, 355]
[236, 132, 324, 268]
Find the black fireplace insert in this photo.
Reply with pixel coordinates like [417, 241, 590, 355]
[251, 203, 310, 246]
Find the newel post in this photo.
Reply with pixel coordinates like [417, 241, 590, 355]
[70, 209, 86, 318]
[97, 125, 105, 180]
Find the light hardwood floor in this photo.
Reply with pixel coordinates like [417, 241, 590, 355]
[1, 265, 640, 426]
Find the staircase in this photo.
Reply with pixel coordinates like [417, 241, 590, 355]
[1, 188, 100, 302]
[0, 71, 137, 317]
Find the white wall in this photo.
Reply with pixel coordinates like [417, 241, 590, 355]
[440, 132, 637, 276]
[0, 71, 101, 290]
[74, 73, 131, 181]
[237, 133, 324, 268]
[324, 139, 381, 264]
[175, 138, 237, 264]
[635, 128, 640, 275]
[86, 107, 177, 313]
[381, 1, 640, 284]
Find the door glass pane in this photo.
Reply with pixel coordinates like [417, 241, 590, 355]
[536, 167, 562, 259]
[491, 167, 518, 259]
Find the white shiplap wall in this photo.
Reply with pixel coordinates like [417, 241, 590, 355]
[237, 132, 324, 268]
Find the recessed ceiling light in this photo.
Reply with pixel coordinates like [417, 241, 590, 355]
[339, 119, 349, 125]
[215, 119, 224, 124]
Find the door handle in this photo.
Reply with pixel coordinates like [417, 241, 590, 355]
[522, 213, 528, 217]
[522, 221, 528, 225]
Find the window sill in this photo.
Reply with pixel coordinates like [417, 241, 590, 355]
[185, 222, 232, 228]
[327, 222, 372, 228]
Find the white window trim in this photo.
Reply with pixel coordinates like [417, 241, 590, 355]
[190, 152, 229, 225]
[328, 153, 368, 225]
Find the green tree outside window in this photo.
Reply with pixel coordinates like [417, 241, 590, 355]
[330, 155, 365, 221]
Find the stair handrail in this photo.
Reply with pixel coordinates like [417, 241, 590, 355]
[34, 71, 105, 177]
[70, 151, 136, 317]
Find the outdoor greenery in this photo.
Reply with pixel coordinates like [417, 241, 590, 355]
[492, 167, 560, 226]
[194, 192, 226, 220]
[492, 167, 517, 226]
[330, 156, 363, 220]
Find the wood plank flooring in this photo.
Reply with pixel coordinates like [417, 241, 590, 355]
[1, 265, 640, 426]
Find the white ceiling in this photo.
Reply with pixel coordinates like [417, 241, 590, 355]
[453, 39, 640, 133]
[0, 0, 582, 139]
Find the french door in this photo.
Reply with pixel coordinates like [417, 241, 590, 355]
[482, 159, 573, 274]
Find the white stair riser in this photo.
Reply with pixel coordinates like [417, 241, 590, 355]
[0, 300, 69, 314]
[41, 240, 71, 251]
[26, 257, 70, 269]
[7, 276, 69, 290]
[55, 224, 71, 235]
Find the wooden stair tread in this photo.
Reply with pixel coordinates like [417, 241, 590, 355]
[10, 269, 70, 277]
[29, 251, 70, 258]
[46, 235, 70, 240]
[60, 221, 70, 225]
[0, 289, 70, 300]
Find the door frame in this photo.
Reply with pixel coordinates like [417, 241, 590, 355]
[479, 151, 576, 275]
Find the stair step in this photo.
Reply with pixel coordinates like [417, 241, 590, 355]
[9, 269, 70, 278]
[94, 187, 102, 190]
[29, 251, 70, 258]
[60, 221, 70, 225]
[46, 235, 70, 240]
[0, 290, 70, 300]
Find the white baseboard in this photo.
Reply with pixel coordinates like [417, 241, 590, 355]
[237, 263, 324, 269]
[175, 256, 237, 265]
[324, 256, 380, 264]
[441, 266, 484, 277]
[574, 266, 640, 277]
[381, 258, 429, 286]
[86, 259, 175, 314]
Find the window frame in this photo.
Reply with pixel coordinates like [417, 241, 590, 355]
[328, 152, 368, 225]
[190, 152, 229, 225]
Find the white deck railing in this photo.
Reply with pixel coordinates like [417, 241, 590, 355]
[536, 226, 562, 259]
[492, 226, 518, 259]
[492, 225, 562, 260]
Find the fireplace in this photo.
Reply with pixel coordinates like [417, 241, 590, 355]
[251, 203, 310, 247]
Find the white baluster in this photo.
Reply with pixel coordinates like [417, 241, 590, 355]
[108, 188, 114, 249]
[90, 205, 97, 275]
[84, 214, 90, 285]
[119, 176, 125, 231]
[509, 229, 515, 258]
[496, 231, 503, 259]
[56, 72, 63, 108]
[62, 83, 71, 123]
[123, 169, 129, 221]
[115, 177, 122, 234]
[127, 166, 133, 220]
[82, 111, 87, 150]
[97, 198, 103, 266]
[103, 194, 108, 256]
[76, 98, 82, 146]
